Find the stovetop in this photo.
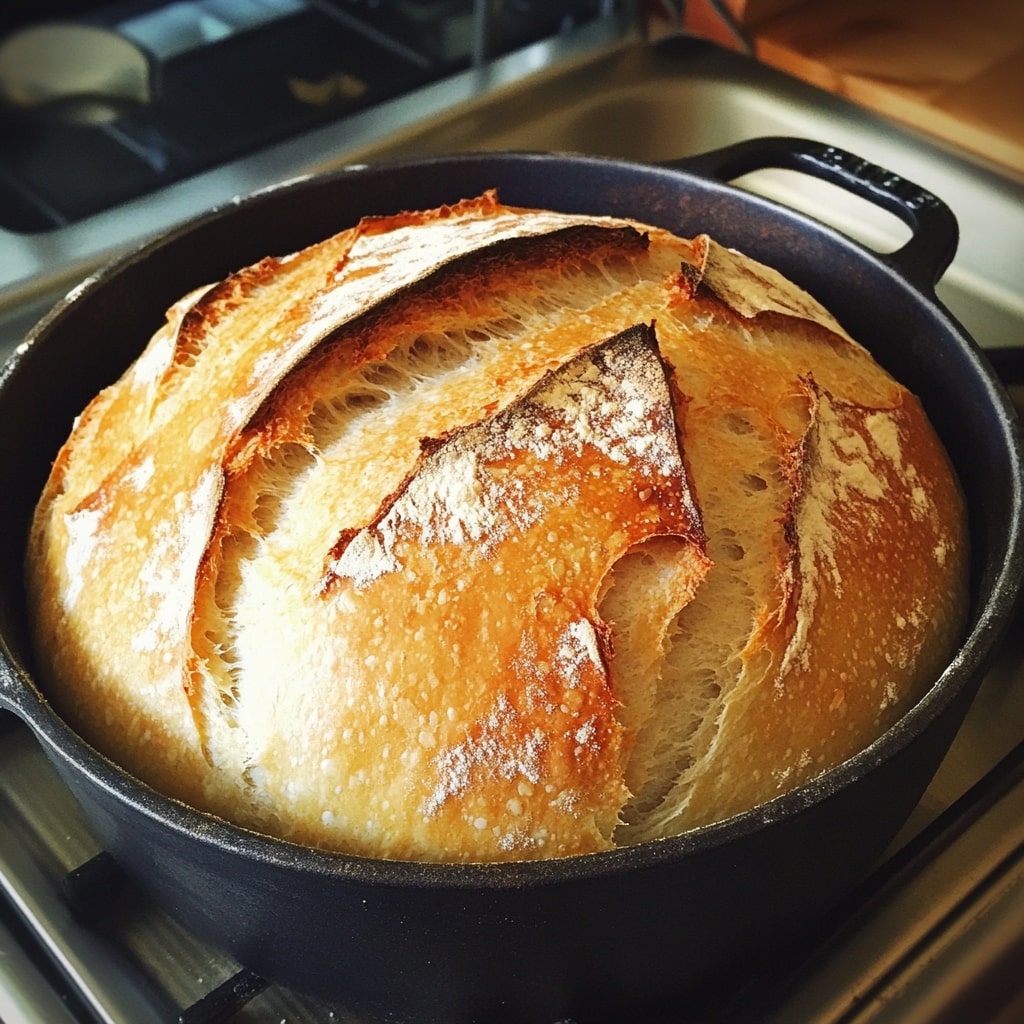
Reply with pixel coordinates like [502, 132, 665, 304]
[0, 0, 606, 232]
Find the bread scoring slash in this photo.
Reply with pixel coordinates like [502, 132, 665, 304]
[26, 191, 968, 862]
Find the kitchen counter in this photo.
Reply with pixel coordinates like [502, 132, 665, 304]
[742, 0, 1024, 179]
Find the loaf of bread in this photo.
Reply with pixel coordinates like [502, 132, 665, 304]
[26, 191, 968, 862]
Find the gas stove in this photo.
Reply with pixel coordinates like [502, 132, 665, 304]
[1, 12, 1023, 1023]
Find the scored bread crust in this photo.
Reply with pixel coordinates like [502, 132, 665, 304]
[26, 191, 969, 862]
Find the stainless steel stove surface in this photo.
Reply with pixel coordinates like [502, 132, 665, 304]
[2, 14, 1024, 1024]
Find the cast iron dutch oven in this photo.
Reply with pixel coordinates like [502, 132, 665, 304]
[0, 138, 1022, 1023]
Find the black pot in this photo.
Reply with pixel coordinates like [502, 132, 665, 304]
[1, 138, 1021, 1024]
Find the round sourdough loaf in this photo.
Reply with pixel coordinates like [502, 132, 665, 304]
[25, 192, 969, 862]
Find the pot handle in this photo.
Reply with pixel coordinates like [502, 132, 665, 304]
[665, 137, 959, 292]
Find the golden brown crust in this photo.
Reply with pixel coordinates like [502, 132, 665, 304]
[668, 379, 968, 828]
[295, 325, 709, 859]
[25, 193, 969, 861]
